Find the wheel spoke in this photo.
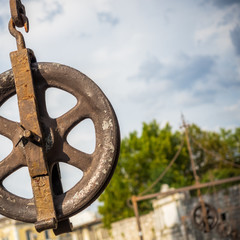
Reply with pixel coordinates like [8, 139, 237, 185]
[0, 116, 21, 141]
[60, 142, 92, 172]
[56, 101, 90, 137]
[195, 211, 202, 217]
[0, 148, 25, 181]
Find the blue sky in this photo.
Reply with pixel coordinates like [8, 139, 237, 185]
[0, 0, 239, 216]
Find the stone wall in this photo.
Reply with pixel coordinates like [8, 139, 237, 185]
[109, 184, 240, 240]
[111, 212, 155, 240]
[182, 184, 240, 240]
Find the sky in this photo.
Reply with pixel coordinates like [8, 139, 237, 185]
[0, 0, 239, 220]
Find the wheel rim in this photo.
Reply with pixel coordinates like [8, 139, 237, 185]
[0, 62, 120, 222]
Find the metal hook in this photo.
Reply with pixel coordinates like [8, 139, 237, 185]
[9, 18, 26, 50]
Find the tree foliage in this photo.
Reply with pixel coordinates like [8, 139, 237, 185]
[98, 120, 240, 227]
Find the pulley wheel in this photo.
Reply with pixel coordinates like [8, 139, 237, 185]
[191, 202, 219, 232]
[0, 62, 120, 223]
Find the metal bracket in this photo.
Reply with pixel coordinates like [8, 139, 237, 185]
[10, 48, 58, 232]
[10, 48, 74, 234]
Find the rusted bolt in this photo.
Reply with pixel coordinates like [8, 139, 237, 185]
[35, 136, 41, 143]
[23, 129, 32, 138]
[35, 218, 57, 232]
[23, 130, 41, 143]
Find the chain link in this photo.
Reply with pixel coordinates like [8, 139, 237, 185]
[10, 0, 29, 31]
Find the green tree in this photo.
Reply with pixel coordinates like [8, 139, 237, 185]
[189, 125, 240, 186]
[98, 121, 240, 228]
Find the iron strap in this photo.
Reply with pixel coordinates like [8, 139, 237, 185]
[10, 48, 57, 232]
[8, 0, 74, 233]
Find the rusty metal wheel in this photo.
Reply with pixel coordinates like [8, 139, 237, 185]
[191, 202, 219, 232]
[0, 62, 120, 223]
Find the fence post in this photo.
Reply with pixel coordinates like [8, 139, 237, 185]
[132, 196, 143, 240]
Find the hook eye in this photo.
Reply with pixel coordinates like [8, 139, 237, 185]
[8, 18, 26, 50]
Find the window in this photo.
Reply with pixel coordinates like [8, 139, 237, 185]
[44, 230, 49, 240]
[26, 230, 32, 240]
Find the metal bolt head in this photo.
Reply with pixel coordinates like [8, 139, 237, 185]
[35, 136, 41, 143]
[23, 129, 32, 138]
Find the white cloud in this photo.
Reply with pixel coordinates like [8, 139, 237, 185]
[224, 101, 240, 113]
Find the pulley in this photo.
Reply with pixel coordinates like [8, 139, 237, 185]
[0, 0, 120, 235]
[191, 202, 219, 233]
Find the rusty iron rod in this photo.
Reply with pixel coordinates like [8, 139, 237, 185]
[135, 176, 240, 202]
[181, 216, 190, 240]
[182, 116, 199, 184]
[132, 196, 144, 240]
[182, 116, 210, 232]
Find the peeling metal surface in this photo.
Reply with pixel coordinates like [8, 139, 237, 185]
[102, 119, 113, 130]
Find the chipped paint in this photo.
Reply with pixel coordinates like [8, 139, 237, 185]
[102, 119, 113, 130]
[7, 197, 16, 203]
[27, 202, 34, 206]
[72, 136, 115, 207]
